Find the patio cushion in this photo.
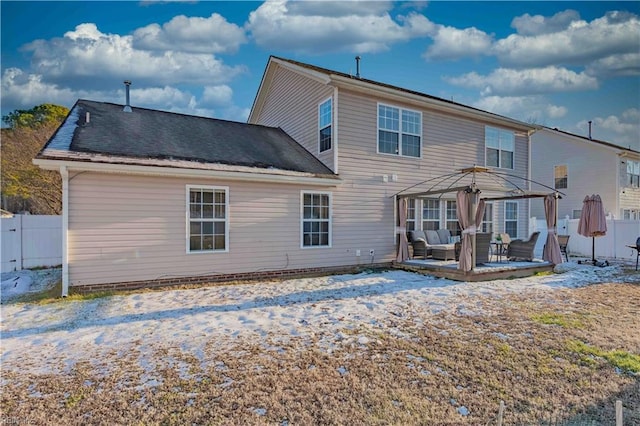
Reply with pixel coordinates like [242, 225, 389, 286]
[408, 230, 427, 243]
[437, 229, 451, 245]
[425, 230, 441, 245]
[430, 244, 455, 250]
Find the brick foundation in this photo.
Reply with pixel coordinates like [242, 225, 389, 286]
[70, 262, 394, 294]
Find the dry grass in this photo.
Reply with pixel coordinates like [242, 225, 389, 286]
[2, 282, 639, 425]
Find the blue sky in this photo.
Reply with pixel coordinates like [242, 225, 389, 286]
[1, 1, 639, 149]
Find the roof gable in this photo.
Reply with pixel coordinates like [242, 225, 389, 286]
[40, 100, 336, 177]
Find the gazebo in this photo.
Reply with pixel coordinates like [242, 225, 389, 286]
[394, 166, 565, 273]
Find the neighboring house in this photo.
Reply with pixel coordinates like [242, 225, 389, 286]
[530, 127, 640, 221]
[35, 56, 538, 295]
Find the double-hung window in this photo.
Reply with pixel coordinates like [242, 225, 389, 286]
[505, 201, 518, 238]
[422, 199, 440, 230]
[485, 126, 514, 169]
[627, 160, 640, 188]
[481, 202, 494, 234]
[318, 98, 332, 152]
[554, 165, 568, 189]
[302, 191, 331, 247]
[187, 186, 228, 253]
[445, 200, 460, 236]
[378, 104, 421, 158]
[406, 199, 416, 231]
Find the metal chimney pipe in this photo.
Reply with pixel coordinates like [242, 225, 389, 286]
[588, 120, 592, 140]
[355, 56, 361, 79]
[123, 80, 132, 112]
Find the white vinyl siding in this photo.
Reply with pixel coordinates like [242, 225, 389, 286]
[318, 97, 332, 152]
[187, 186, 228, 253]
[378, 103, 421, 158]
[301, 191, 332, 248]
[486, 126, 514, 169]
[505, 201, 518, 238]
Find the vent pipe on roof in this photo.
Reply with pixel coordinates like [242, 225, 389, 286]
[123, 80, 132, 112]
[355, 56, 361, 79]
[588, 120, 592, 140]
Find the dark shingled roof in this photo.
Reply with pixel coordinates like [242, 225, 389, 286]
[49, 99, 335, 176]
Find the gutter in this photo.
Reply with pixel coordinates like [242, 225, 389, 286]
[34, 158, 342, 187]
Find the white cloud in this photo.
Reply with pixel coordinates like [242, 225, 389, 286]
[423, 26, 492, 61]
[246, 0, 433, 54]
[446, 67, 598, 96]
[511, 9, 580, 36]
[132, 13, 247, 54]
[473, 95, 568, 126]
[493, 11, 640, 68]
[576, 112, 640, 150]
[201, 85, 234, 107]
[585, 53, 640, 77]
[23, 23, 245, 88]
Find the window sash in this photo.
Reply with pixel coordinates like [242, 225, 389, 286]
[378, 103, 421, 158]
[505, 201, 518, 238]
[187, 187, 228, 253]
[486, 126, 514, 169]
[422, 199, 440, 230]
[481, 202, 494, 234]
[302, 192, 331, 247]
[406, 199, 416, 231]
[554, 165, 568, 189]
[318, 98, 332, 152]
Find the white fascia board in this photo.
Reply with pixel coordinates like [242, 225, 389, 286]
[330, 74, 536, 132]
[33, 158, 341, 187]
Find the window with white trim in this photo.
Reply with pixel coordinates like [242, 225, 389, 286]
[318, 98, 332, 152]
[505, 201, 518, 238]
[378, 104, 421, 158]
[554, 164, 568, 189]
[422, 199, 440, 231]
[622, 209, 639, 220]
[486, 126, 514, 169]
[302, 192, 331, 247]
[572, 209, 582, 220]
[445, 200, 460, 236]
[406, 198, 416, 231]
[627, 160, 640, 188]
[481, 202, 494, 234]
[187, 186, 228, 252]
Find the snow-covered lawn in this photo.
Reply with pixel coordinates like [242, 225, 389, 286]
[0, 262, 631, 376]
[1, 263, 638, 424]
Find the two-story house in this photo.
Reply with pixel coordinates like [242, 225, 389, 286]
[35, 56, 538, 295]
[530, 127, 640, 221]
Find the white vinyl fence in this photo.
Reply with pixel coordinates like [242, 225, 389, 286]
[529, 217, 640, 262]
[1, 215, 62, 273]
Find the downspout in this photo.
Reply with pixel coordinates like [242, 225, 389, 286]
[333, 86, 339, 174]
[60, 166, 69, 297]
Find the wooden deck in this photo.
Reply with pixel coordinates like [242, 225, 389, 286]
[395, 258, 554, 282]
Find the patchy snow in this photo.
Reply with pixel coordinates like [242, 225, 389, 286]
[0, 263, 635, 377]
[46, 105, 79, 150]
[1, 268, 61, 304]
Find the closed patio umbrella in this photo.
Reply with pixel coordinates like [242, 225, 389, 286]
[577, 194, 607, 265]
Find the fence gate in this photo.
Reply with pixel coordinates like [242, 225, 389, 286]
[1, 215, 62, 273]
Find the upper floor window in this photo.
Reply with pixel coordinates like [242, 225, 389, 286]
[627, 160, 640, 188]
[318, 98, 332, 152]
[485, 127, 514, 169]
[302, 191, 331, 248]
[378, 104, 421, 158]
[554, 164, 568, 189]
[187, 186, 228, 253]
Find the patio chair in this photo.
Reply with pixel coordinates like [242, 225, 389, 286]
[507, 232, 540, 261]
[628, 236, 640, 271]
[557, 235, 570, 262]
